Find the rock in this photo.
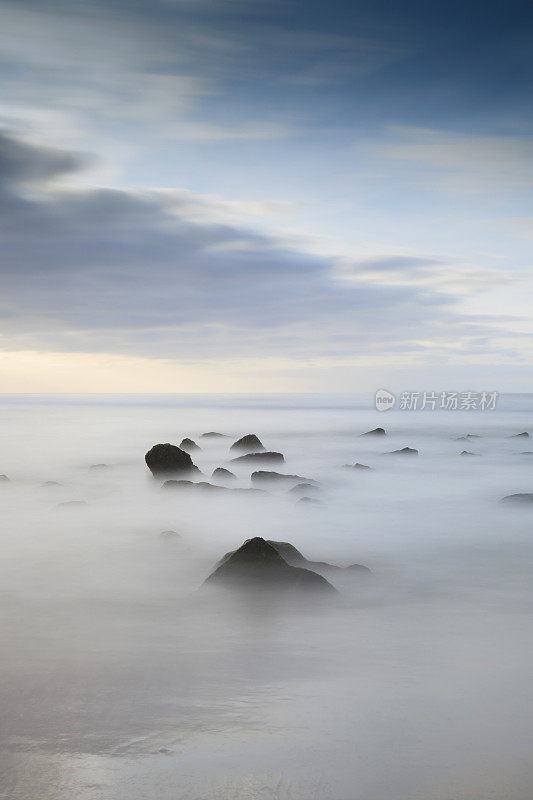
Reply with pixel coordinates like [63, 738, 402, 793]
[212, 467, 236, 481]
[0, 474, 9, 482]
[288, 482, 318, 495]
[217, 540, 371, 580]
[160, 530, 181, 539]
[145, 443, 200, 478]
[460, 450, 478, 456]
[201, 432, 228, 438]
[510, 432, 529, 438]
[204, 537, 337, 595]
[360, 427, 386, 437]
[519, 451, 533, 455]
[343, 463, 372, 470]
[230, 451, 284, 465]
[230, 434, 265, 453]
[251, 470, 314, 486]
[163, 479, 262, 496]
[297, 496, 319, 504]
[42, 480, 62, 487]
[385, 447, 418, 456]
[90, 463, 108, 469]
[57, 500, 88, 508]
[500, 493, 533, 505]
[179, 437, 201, 453]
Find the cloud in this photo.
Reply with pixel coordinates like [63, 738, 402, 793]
[0, 129, 509, 363]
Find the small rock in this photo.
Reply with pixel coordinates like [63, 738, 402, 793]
[510, 432, 529, 438]
[343, 463, 372, 470]
[230, 434, 265, 453]
[90, 463, 108, 470]
[179, 438, 201, 453]
[42, 480, 61, 487]
[384, 447, 418, 456]
[288, 483, 318, 495]
[57, 500, 88, 508]
[460, 450, 478, 456]
[500, 493, 533, 505]
[212, 467, 236, 481]
[0, 474, 9, 482]
[201, 432, 228, 438]
[297, 496, 319, 505]
[160, 530, 181, 539]
[251, 470, 314, 486]
[230, 451, 284, 465]
[360, 427, 386, 437]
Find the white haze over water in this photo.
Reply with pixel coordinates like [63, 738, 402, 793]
[1, 393, 532, 800]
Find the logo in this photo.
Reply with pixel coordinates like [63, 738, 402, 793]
[375, 388, 396, 411]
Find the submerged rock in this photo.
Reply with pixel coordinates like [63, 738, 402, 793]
[57, 500, 88, 508]
[0, 474, 9, 482]
[251, 470, 314, 486]
[297, 496, 319, 505]
[212, 467, 236, 481]
[42, 480, 62, 487]
[460, 450, 479, 456]
[90, 463, 108, 469]
[163, 479, 262, 496]
[201, 432, 228, 438]
[360, 427, 386, 437]
[343, 463, 372, 470]
[230, 434, 265, 453]
[204, 537, 337, 595]
[510, 432, 529, 438]
[160, 530, 181, 539]
[500, 493, 533, 505]
[385, 447, 418, 456]
[145, 443, 200, 478]
[230, 451, 284, 465]
[179, 437, 201, 453]
[288, 482, 318, 495]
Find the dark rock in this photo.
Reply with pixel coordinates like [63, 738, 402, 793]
[212, 467, 236, 481]
[217, 539, 371, 579]
[204, 537, 337, 595]
[145, 443, 200, 478]
[360, 427, 386, 437]
[230, 451, 284, 465]
[179, 437, 201, 453]
[57, 500, 88, 508]
[500, 493, 533, 505]
[510, 432, 529, 438]
[385, 447, 418, 456]
[460, 450, 479, 456]
[201, 432, 228, 438]
[230, 434, 265, 453]
[251, 470, 314, 486]
[343, 463, 372, 470]
[519, 451, 533, 455]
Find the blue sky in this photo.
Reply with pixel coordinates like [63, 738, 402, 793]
[0, 0, 532, 391]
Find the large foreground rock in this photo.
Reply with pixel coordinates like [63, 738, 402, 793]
[204, 537, 336, 595]
[230, 451, 284, 465]
[230, 434, 265, 453]
[145, 443, 200, 478]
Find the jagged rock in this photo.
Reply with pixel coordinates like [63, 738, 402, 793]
[230, 451, 284, 465]
[343, 463, 372, 470]
[230, 434, 265, 453]
[510, 432, 529, 438]
[460, 450, 478, 456]
[179, 437, 201, 453]
[360, 427, 386, 437]
[251, 470, 314, 486]
[385, 447, 418, 456]
[201, 432, 228, 438]
[145, 443, 200, 478]
[204, 537, 337, 595]
[500, 493, 533, 505]
[212, 467, 236, 481]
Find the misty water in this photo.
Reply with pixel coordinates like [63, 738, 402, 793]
[1, 393, 532, 800]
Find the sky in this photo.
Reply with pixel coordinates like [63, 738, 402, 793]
[0, 0, 532, 392]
